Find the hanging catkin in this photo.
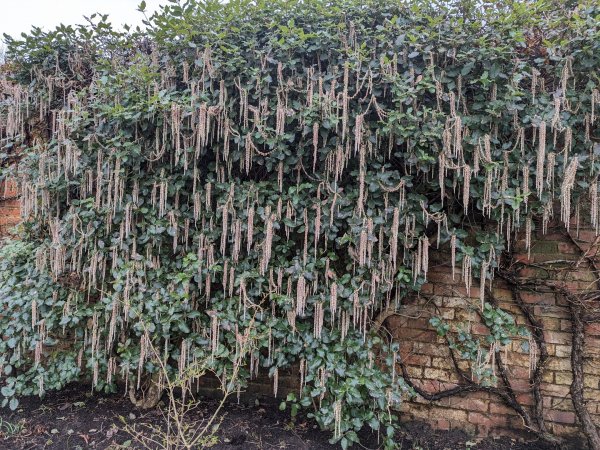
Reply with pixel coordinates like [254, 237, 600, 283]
[545, 152, 556, 191]
[591, 179, 600, 234]
[221, 203, 229, 256]
[312, 122, 319, 172]
[314, 302, 324, 339]
[462, 255, 472, 296]
[390, 207, 399, 270]
[358, 225, 368, 267]
[525, 216, 532, 259]
[210, 312, 219, 357]
[260, 207, 274, 274]
[536, 121, 546, 198]
[479, 262, 488, 311]
[561, 157, 579, 229]
[421, 236, 429, 280]
[330, 282, 337, 322]
[296, 276, 306, 317]
[273, 367, 279, 398]
[450, 234, 457, 279]
[592, 89, 600, 124]
[462, 164, 471, 213]
[246, 204, 254, 253]
[333, 400, 343, 439]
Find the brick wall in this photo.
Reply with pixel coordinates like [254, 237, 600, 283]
[389, 221, 600, 441]
[0, 179, 20, 236]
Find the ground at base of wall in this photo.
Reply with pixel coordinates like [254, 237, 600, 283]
[0, 384, 579, 450]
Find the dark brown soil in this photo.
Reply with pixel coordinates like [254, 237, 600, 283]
[0, 384, 582, 449]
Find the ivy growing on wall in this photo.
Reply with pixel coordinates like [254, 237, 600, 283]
[1, 0, 600, 448]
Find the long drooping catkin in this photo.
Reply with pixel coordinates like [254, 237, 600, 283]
[462, 164, 471, 213]
[246, 204, 254, 253]
[390, 207, 400, 270]
[591, 180, 600, 233]
[536, 121, 546, 198]
[296, 276, 306, 317]
[330, 282, 337, 322]
[314, 302, 324, 339]
[260, 207, 274, 274]
[312, 122, 319, 172]
[525, 216, 532, 259]
[462, 255, 472, 296]
[210, 313, 219, 357]
[561, 157, 579, 229]
[451, 234, 457, 279]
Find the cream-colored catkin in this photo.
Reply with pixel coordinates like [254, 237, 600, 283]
[438, 150, 446, 202]
[296, 276, 306, 317]
[366, 218, 374, 267]
[551, 95, 562, 131]
[390, 207, 400, 270]
[451, 234, 457, 279]
[341, 62, 350, 141]
[330, 282, 337, 321]
[525, 216, 532, 259]
[536, 121, 546, 198]
[463, 164, 471, 213]
[333, 400, 343, 439]
[340, 310, 350, 342]
[546, 152, 556, 191]
[473, 138, 481, 175]
[357, 141, 366, 214]
[479, 262, 488, 311]
[591, 180, 599, 234]
[421, 236, 429, 280]
[592, 89, 600, 124]
[299, 358, 306, 395]
[462, 255, 472, 296]
[277, 161, 283, 192]
[246, 205, 254, 253]
[314, 302, 324, 339]
[31, 300, 38, 329]
[563, 127, 572, 169]
[358, 224, 368, 267]
[561, 157, 579, 229]
[314, 202, 321, 254]
[312, 122, 319, 172]
[210, 313, 219, 357]
[232, 219, 242, 263]
[522, 164, 530, 207]
[273, 367, 279, 398]
[220, 204, 229, 256]
[528, 334, 538, 379]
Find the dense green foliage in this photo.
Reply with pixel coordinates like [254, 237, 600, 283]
[1, 0, 600, 447]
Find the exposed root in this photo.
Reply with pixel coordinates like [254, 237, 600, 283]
[129, 372, 163, 409]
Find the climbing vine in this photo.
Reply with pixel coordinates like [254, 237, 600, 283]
[1, 0, 600, 448]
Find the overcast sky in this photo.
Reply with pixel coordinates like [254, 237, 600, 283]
[0, 0, 165, 41]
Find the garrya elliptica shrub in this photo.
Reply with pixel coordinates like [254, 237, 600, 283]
[0, 0, 599, 447]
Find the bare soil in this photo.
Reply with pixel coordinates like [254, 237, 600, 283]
[0, 384, 580, 449]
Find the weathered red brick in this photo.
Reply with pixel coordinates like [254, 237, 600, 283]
[468, 412, 497, 427]
[521, 292, 555, 305]
[543, 331, 572, 345]
[545, 410, 576, 424]
[444, 397, 489, 413]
